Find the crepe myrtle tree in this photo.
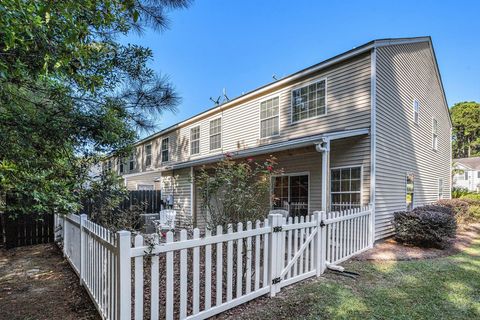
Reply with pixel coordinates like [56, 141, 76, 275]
[196, 153, 282, 231]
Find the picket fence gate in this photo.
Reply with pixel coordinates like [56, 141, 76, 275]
[55, 204, 373, 320]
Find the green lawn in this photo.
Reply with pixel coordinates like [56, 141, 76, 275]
[225, 236, 480, 320]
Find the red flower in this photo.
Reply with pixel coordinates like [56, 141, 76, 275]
[247, 157, 254, 163]
[266, 165, 273, 172]
[225, 152, 233, 159]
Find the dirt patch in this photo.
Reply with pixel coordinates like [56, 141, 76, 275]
[354, 223, 480, 261]
[0, 243, 100, 320]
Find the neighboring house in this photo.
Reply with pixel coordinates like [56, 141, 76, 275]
[106, 37, 451, 240]
[453, 157, 480, 192]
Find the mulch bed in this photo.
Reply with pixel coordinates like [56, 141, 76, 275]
[0, 243, 100, 320]
[353, 223, 480, 261]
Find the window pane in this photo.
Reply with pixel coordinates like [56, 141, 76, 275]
[341, 180, 350, 192]
[291, 80, 326, 122]
[331, 169, 341, 180]
[351, 179, 361, 191]
[341, 168, 350, 180]
[331, 180, 341, 192]
[351, 193, 360, 204]
[351, 167, 361, 179]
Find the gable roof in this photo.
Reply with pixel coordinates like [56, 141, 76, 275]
[132, 36, 448, 147]
[454, 157, 480, 171]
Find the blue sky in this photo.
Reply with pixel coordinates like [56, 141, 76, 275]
[124, 0, 480, 136]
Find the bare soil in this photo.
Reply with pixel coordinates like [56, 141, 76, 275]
[353, 223, 480, 261]
[0, 243, 100, 320]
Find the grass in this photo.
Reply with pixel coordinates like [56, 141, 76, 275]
[224, 236, 480, 320]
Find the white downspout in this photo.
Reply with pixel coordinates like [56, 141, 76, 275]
[316, 137, 330, 212]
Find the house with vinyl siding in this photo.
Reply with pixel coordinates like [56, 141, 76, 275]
[107, 37, 452, 240]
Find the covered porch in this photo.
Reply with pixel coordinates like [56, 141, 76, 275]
[183, 128, 372, 229]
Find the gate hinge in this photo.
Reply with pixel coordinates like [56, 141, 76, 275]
[272, 277, 281, 284]
[273, 226, 283, 232]
[320, 221, 326, 228]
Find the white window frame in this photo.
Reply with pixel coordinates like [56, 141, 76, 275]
[129, 152, 135, 171]
[145, 144, 152, 167]
[119, 157, 124, 174]
[270, 172, 311, 214]
[413, 99, 420, 124]
[161, 137, 170, 163]
[259, 95, 281, 139]
[438, 178, 444, 200]
[432, 117, 438, 151]
[330, 165, 363, 210]
[209, 117, 222, 151]
[190, 126, 200, 155]
[290, 77, 327, 124]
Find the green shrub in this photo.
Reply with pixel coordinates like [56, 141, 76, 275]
[460, 193, 480, 205]
[436, 199, 470, 223]
[452, 187, 470, 198]
[467, 205, 480, 220]
[393, 210, 457, 248]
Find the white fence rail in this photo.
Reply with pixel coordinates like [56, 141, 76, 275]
[56, 204, 373, 320]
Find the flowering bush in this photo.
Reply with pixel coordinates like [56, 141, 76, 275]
[196, 154, 281, 230]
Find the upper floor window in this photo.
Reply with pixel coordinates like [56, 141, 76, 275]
[210, 118, 222, 150]
[465, 171, 469, 180]
[413, 99, 420, 124]
[107, 160, 112, 172]
[161, 138, 169, 162]
[145, 144, 152, 167]
[260, 97, 280, 138]
[119, 157, 124, 174]
[438, 178, 444, 199]
[432, 118, 438, 150]
[129, 152, 135, 171]
[291, 79, 326, 123]
[190, 126, 200, 155]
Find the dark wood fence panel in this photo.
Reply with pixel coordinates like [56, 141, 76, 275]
[4, 213, 54, 249]
[81, 190, 162, 216]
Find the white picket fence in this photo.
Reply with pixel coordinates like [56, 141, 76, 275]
[55, 204, 373, 320]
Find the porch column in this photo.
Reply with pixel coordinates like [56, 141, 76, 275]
[316, 137, 330, 212]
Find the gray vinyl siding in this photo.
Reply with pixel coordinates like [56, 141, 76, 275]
[160, 168, 193, 228]
[124, 53, 371, 167]
[193, 135, 371, 231]
[124, 171, 161, 190]
[374, 41, 452, 239]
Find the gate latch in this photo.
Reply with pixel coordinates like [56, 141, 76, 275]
[273, 226, 283, 232]
[272, 277, 281, 284]
[320, 220, 326, 228]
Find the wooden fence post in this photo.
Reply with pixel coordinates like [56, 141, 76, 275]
[117, 230, 131, 320]
[268, 213, 282, 297]
[79, 214, 87, 285]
